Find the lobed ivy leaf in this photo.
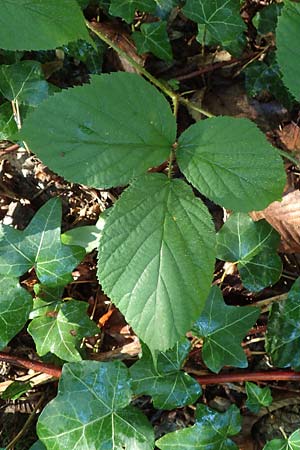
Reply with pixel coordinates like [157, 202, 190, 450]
[245, 382, 272, 413]
[109, 0, 156, 23]
[253, 3, 283, 35]
[216, 213, 282, 292]
[266, 278, 300, 370]
[0, 0, 91, 51]
[20, 72, 176, 188]
[276, 1, 300, 101]
[1, 381, 32, 401]
[0, 197, 85, 286]
[183, 0, 246, 56]
[0, 61, 51, 106]
[155, 0, 179, 19]
[263, 430, 300, 450]
[37, 360, 154, 449]
[192, 286, 260, 373]
[129, 339, 201, 409]
[133, 21, 173, 61]
[177, 117, 286, 212]
[156, 404, 241, 449]
[98, 173, 215, 351]
[28, 298, 98, 362]
[0, 277, 33, 350]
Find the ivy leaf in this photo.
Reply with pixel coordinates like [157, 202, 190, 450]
[0, 197, 85, 286]
[263, 430, 300, 450]
[1, 381, 32, 401]
[61, 213, 107, 253]
[253, 3, 283, 35]
[266, 278, 300, 370]
[0, 61, 51, 106]
[20, 72, 176, 188]
[37, 360, 154, 449]
[129, 339, 201, 409]
[192, 286, 260, 373]
[156, 404, 241, 449]
[29, 442, 46, 450]
[109, 0, 156, 23]
[0, 0, 91, 51]
[183, 0, 246, 56]
[245, 382, 272, 413]
[133, 21, 173, 61]
[0, 277, 33, 350]
[177, 117, 285, 212]
[28, 298, 98, 362]
[0, 102, 17, 140]
[98, 174, 215, 351]
[276, 1, 300, 101]
[216, 213, 282, 291]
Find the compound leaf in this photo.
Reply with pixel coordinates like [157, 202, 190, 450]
[0, 0, 91, 51]
[37, 360, 154, 449]
[0, 277, 32, 349]
[245, 382, 272, 413]
[183, 0, 246, 56]
[156, 404, 241, 449]
[276, 1, 300, 101]
[129, 339, 201, 409]
[21, 72, 176, 188]
[28, 299, 98, 362]
[266, 278, 300, 370]
[0, 61, 51, 106]
[177, 117, 285, 212]
[0, 197, 85, 286]
[98, 173, 215, 351]
[263, 430, 300, 450]
[109, 0, 156, 23]
[133, 21, 173, 61]
[192, 286, 260, 373]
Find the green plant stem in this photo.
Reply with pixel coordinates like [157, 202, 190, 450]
[6, 394, 45, 449]
[86, 20, 214, 118]
[278, 148, 300, 168]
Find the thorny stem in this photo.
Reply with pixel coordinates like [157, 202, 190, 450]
[86, 20, 214, 119]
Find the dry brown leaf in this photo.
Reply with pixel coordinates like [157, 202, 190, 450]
[277, 123, 300, 152]
[251, 190, 300, 253]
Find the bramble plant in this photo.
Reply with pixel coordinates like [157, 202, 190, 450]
[0, 0, 300, 449]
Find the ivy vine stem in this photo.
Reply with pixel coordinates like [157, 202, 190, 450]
[86, 20, 214, 119]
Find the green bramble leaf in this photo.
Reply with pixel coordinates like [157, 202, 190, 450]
[276, 1, 300, 101]
[129, 339, 201, 409]
[28, 298, 98, 362]
[245, 382, 272, 413]
[37, 361, 154, 449]
[0, 277, 33, 350]
[192, 286, 260, 373]
[0, 0, 91, 51]
[156, 404, 242, 449]
[177, 117, 286, 212]
[133, 21, 173, 61]
[266, 278, 300, 371]
[0, 197, 85, 286]
[263, 430, 300, 450]
[20, 72, 176, 188]
[109, 0, 156, 23]
[98, 173, 215, 351]
[216, 213, 282, 292]
[183, 0, 247, 56]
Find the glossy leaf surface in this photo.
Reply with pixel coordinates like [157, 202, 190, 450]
[129, 340, 201, 409]
[277, 1, 300, 100]
[192, 286, 260, 373]
[156, 404, 241, 449]
[183, 0, 246, 56]
[0, 198, 85, 286]
[21, 73, 176, 188]
[0, 277, 32, 349]
[37, 361, 154, 449]
[263, 430, 300, 450]
[133, 21, 173, 61]
[0, 0, 91, 51]
[98, 174, 215, 351]
[0, 102, 17, 139]
[245, 382, 272, 413]
[109, 0, 156, 22]
[177, 117, 285, 212]
[28, 299, 98, 362]
[61, 213, 107, 253]
[266, 278, 300, 370]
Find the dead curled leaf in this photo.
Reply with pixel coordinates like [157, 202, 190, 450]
[251, 190, 300, 253]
